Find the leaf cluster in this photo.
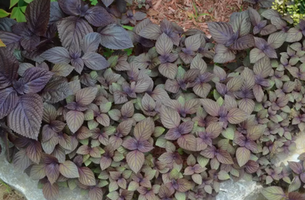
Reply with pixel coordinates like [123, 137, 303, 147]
[1, 0, 305, 200]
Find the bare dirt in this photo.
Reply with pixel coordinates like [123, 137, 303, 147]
[0, 181, 25, 200]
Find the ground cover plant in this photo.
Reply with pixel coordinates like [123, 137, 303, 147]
[1, 0, 305, 199]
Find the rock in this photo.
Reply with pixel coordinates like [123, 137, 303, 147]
[217, 179, 266, 200]
[0, 138, 86, 200]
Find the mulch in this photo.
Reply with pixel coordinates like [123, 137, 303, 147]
[135, 0, 251, 36]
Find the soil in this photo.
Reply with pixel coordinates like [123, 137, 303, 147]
[0, 181, 25, 200]
[143, 0, 252, 36]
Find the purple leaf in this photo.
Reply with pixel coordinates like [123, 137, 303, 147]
[227, 108, 248, 124]
[156, 33, 173, 55]
[46, 163, 60, 184]
[236, 147, 251, 167]
[200, 99, 220, 117]
[43, 182, 59, 200]
[81, 32, 101, 53]
[66, 110, 84, 133]
[216, 150, 234, 164]
[88, 187, 104, 200]
[84, 6, 114, 27]
[82, 52, 110, 71]
[13, 149, 32, 171]
[26, 141, 42, 164]
[208, 22, 234, 45]
[57, 16, 93, 49]
[134, 117, 154, 141]
[288, 162, 303, 175]
[0, 87, 19, 119]
[42, 76, 73, 103]
[78, 166, 96, 186]
[137, 140, 154, 152]
[50, 2, 65, 24]
[185, 34, 201, 51]
[30, 164, 46, 180]
[139, 23, 161, 40]
[231, 34, 254, 50]
[100, 24, 134, 50]
[177, 134, 197, 151]
[40, 47, 71, 63]
[158, 63, 178, 79]
[126, 150, 145, 173]
[100, 156, 112, 170]
[96, 113, 110, 127]
[160, 105, 180, 129]
[122, 137, 138, 150]
[59, 161, 80, 178]
[18, 67, 53, 94]
[8, 94, 43, 140]
[0, 48, 19, 89]
[76, 87, 98, 106]
[51, 63, 74, 77]
[102, 0, 114, 7]
[249, 48, 265, 63]
[58, 0, 82, 16]
[245, 160, 260, 174]
[25, 0, 50, 36]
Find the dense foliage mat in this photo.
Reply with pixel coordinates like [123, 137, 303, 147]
[1, 0, 305, 199]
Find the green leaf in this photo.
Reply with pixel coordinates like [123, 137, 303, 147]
[10, 7, 26, 22]
[122, 25, 134, 31]
[222, 127, 234, 140]
[218, 170, 230, 180]
[24, 0, 33, 3]
[0, 39, 6, 47]
[89, 0, 98, 5]
[288, 176, 301, 192]
[10, 0, 19, 9]
[261, 186, 285, 200]
[0, 9, 10, 18]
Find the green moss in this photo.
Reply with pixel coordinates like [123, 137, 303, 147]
[272, 0, 305, 24]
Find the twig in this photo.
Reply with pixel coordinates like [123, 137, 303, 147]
[153, 0, 162, 9]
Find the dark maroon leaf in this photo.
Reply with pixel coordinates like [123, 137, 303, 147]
[0, 48, 19, 89]
[0, 87, 19, 119]
[8, 94, 43, 140]
[18, 67, 53, 94]
[82, 52, 110, 71]
[100, 24, 134, 50]
[25, 0, 50, 36]
[42, 76, 73, 103]
[40, 47, 71, 63]
[84, 6, 114, 27]
[58, 0, 82, 16]
[57, 16, 93, 49]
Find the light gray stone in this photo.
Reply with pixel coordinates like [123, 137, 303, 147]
[217, 179, 265, 200]
[0, 138, 86, 200]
